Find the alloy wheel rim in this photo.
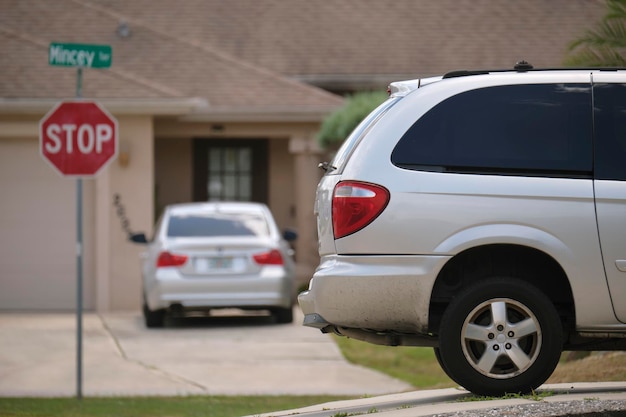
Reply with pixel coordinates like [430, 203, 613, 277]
[460, 298, 542, 379]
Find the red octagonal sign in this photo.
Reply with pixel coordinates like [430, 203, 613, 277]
[40, 101, 118, 177]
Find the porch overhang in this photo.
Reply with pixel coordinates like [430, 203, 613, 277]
[0, 99, 341, 124]
[178, 105, 342, 123]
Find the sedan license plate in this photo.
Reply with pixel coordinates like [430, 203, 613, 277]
[195, 256, 233, 272]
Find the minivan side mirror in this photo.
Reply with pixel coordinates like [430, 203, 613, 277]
[283, 229, 298, 242]
[129, 233, 148, 244]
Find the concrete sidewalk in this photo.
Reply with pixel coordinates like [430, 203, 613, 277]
[0, 308, 412, 397]
[249, 382, 626, 417]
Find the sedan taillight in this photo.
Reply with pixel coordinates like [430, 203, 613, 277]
[253, 249, 284, 265]
[332, 181, 390, 239]
[156, 251, 188, 268]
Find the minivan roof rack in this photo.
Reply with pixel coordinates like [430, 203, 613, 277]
[442, 61, 626, 79]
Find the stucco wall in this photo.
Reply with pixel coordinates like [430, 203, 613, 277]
[268, 138, 297, 232]
[155, 137, 193, 218]
[100, 115, 154, 311]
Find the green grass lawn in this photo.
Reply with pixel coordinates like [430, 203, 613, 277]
[0, 395, 353, 417]
[332, 335, 455, 389]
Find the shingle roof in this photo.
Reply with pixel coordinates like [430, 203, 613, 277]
[0, 0, 610, 113]
[86, 0, 608, 80]
[0, 0, 344, 114]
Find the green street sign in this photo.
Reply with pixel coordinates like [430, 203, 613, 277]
[49, 43, 112, 68]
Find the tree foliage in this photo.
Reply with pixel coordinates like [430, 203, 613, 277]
[566, 0, 626, 66]
[317, 91, 388, 148]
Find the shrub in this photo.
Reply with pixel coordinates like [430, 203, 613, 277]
[317, 91, 388, 148]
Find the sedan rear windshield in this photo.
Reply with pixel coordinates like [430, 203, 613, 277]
[167, 213, 269, 237]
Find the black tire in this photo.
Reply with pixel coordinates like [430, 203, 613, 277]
[433, 347, 459, 385]
[438, 278, 562, 396]
[273, 307, 293, 324]
[143, 301, 166, 328]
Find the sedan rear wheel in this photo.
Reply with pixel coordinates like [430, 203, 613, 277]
[143, 301, 166, 328]
[438, 278, 562, 396]
[272, 307, 293, 324]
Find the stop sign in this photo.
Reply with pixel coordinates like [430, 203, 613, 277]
[40, 101, 118, 176]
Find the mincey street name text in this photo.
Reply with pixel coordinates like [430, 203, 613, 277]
[49, 43, 112, 68]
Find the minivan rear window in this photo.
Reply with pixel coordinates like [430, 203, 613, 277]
[329, 97, 400, 173]
[391, 84, 592, 176]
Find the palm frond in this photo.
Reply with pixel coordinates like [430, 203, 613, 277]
[565, 0, 626, 66]
[569, 20, 626, 50]
[564, 46, 626, 67]
[606, 0, 626, 19]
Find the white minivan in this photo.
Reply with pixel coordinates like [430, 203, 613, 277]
[299, 62, 626, 396]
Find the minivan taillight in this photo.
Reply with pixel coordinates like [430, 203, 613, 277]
[156, 251, 188, 268]
[253, 249, 284, 265]
[332, 181, 390, 239]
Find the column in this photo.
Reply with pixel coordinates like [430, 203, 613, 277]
[289, 136, 324, 290]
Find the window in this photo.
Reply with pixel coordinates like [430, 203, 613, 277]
[193, 139, 268, 202]
[391, 84, 593, 176]
[207, 147, 252, 201]
[593, 83, 626, 181]
[330, 97, 400, 173]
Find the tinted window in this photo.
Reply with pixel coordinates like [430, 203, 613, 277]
[391, 84, 592, 176]
[330, 97, 399, 172]
[167, 213, 269, 237]
[593, 83, 626, 181]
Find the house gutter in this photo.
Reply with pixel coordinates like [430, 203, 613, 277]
[0, 98, 206, 116]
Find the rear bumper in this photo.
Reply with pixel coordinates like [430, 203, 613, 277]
[146, 266, 293, 310]
[298, 254, 449, 333]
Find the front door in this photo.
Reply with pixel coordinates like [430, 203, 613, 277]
[193, 139, 268, 203]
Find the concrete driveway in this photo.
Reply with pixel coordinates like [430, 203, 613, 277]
[0, 307, 412, 397]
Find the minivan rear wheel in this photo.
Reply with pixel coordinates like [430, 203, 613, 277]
[438, 278, 562, 396]
[433, 347, 459, 385]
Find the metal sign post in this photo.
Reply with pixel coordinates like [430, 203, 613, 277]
[42, 43, 115, 400]
[76, 66, 83, 400]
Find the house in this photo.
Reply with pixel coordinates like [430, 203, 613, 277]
[0, 0, 607, 311]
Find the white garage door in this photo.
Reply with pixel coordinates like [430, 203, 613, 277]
[0, 137, 94, 310]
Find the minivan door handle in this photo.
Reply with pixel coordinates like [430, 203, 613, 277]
[615, 260, 626, 272]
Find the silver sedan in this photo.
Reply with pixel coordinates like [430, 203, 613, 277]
[131, 202, 297, 327]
